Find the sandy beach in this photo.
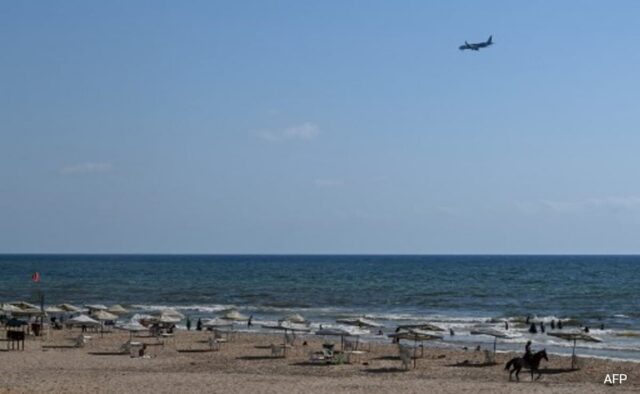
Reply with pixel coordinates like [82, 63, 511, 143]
[1, 328, 638, 393]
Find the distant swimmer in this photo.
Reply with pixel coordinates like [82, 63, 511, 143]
[584, 326, 590, 333]
[529, 323, 537, 334]
[558, 320, 563, 329]
[505, 321, 509, 330]
[540, 322, 545, 333]
[459, 35, 494, 51]
[526, 315, 531, 324]
[450, 328, 455, 336]
[550, 320, 555, 330]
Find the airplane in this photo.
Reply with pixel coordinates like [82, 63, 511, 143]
[459, 35, 493, 51]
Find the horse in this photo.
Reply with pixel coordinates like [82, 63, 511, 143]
[505, 349, 548, 381]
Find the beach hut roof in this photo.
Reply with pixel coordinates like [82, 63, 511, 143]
[68, 314, 101, 326]
[107, 304, 128, 315]
[57, 303, 82, 312]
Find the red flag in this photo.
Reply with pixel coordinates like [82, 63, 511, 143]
[31, 272, 41, 282]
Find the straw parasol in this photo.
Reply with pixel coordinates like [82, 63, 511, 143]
[85, 304, 108, 312]
[470, 328, 511, 361]
[316, 327, 363, 351]
[12, 307, 45, 317]
[107, 304, 129, 315]
[116, 321, 148, 339]
[0, 303, 22, 313]
[388, 329, 443, 368]
[548, 331, 601, 369]
[93, 310, 118, 321]
[281, 313, 306, 324]
[221, 309, 249, 321]
[336, 317, 382, 328]
[396, 322, 445, 332]
[150, 309, 185, 320]
[68, 314, 101, 327]
[44, 306, 65, 314]
[57, 303, 82, 313]
[262, 321, 311, 356]
[10, 301, 38, 310]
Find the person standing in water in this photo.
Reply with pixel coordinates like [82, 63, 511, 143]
[248, 315, 253, 328]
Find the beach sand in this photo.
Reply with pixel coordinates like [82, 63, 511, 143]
[0, 329, 638, 393]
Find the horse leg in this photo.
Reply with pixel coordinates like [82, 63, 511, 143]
[531, 368, 534, 381]
[515, 366, 520, 382]
[536, 369, 542, 381]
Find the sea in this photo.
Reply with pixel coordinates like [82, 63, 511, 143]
[1, 254, 639, 362]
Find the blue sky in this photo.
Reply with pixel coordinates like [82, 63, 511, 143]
[2, 1, 640, 253]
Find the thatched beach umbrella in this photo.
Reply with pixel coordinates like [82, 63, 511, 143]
[10, 301, 38, 310]
[57, 303, 82, 313]
[93, 310, 118, 322]
[388, 329, 443, 368]
[68, 314, 101, 327]
[316, 327, 361, 351]
[221, 309, 249, 321]
[470, 328, 510, 361]
[548, 331, 601, 369]
[116, 321, 148, 340]
[107, 304, 129, 315]
[151, 309, 185, 320]
[281, 313, 306, 324]
[262, 321, 311, 357]
[0, 303, 22, 313]
[45, 306, 65, 314]
[396, 323, 445, 332]
[336, 317, 382, 328]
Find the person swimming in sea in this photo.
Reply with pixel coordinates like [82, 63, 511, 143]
[550, 319, 555, 330]
[529, 322, 537, 334]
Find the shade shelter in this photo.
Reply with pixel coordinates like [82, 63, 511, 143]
[388, 329, 443, 368]
[0, 303, 22, 313]
[281, 313, 306, 324]
[45, 306, 65, 314]
[315, 328, 361, 351]
[470, 328, 510, 362]
[336, 317, 382, 328]
[9, 301, 38, 310]
[68, 314, 101, 328]
[116, 321, 148, 340]
[396, 323, 444, 332]
[107, 304, 129, 316]
[548, 331, 601, 369]
[221, 309, 249, 321]
[261, 321, 311, 356]
[57, 304, 82, 313]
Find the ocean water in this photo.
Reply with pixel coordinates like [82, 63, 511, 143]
[1, 255, 639, 361]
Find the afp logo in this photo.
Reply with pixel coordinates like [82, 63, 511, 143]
[604, 374, 627, 385]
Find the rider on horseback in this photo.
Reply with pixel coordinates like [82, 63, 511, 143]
[524, 340, 533, 363]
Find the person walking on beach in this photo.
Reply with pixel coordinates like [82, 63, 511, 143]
[196, 318, 202, 331]
[186, 317, 192, 331]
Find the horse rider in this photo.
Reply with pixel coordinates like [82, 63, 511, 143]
[524, 340, 533, 363]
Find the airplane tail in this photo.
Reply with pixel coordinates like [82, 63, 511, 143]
[487, 35, 493, 44]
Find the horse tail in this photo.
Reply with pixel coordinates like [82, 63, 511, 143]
[505, 358, 515, 370]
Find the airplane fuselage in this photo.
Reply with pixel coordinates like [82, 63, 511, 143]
[459, 36, 493, 51]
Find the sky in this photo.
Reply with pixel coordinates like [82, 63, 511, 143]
[2, 1, 640, 254]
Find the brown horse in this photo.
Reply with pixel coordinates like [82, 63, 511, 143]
[505, 349, 548, 381]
